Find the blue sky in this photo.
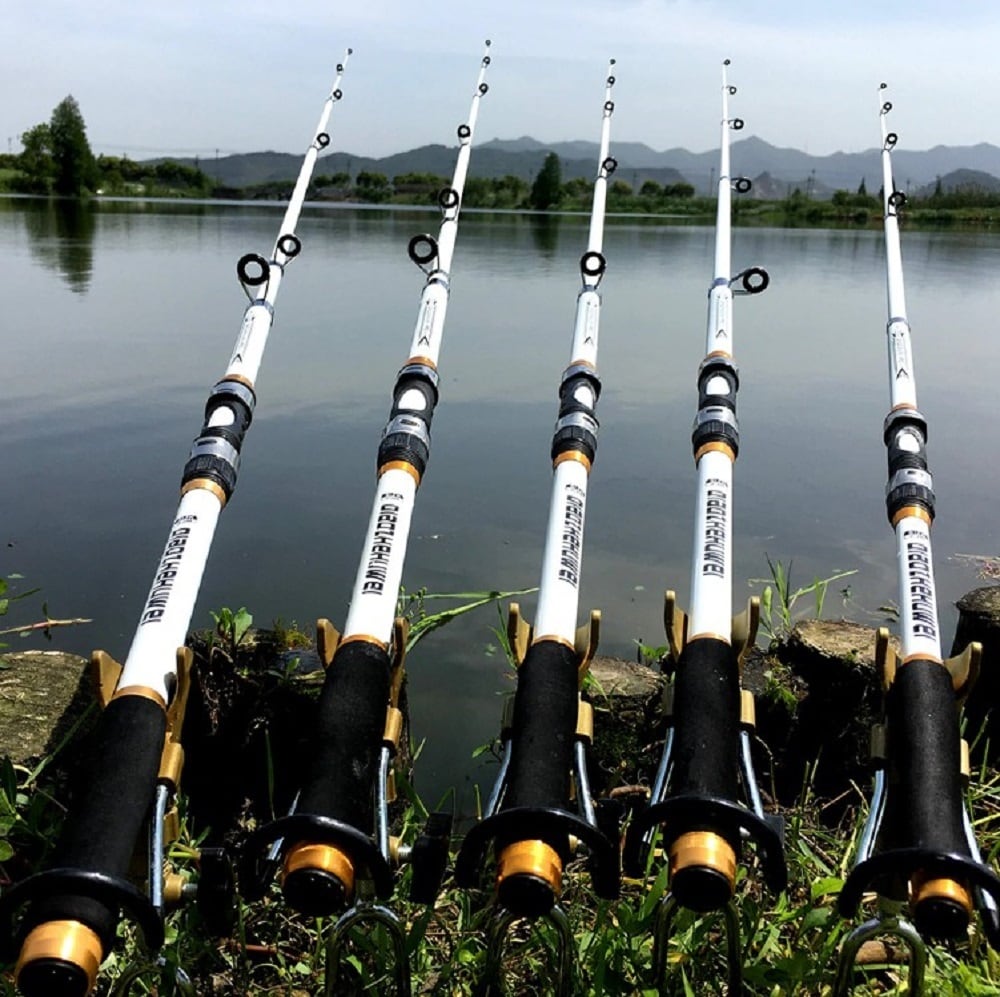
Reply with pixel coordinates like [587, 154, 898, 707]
[5, 1, 998, 161]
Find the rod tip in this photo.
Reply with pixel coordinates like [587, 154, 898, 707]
[610, 57, 616, 65]
[880, 81, 887, 89]
[347, 47, 353, 55]
[724, 58, 731, 66]
[485, 38, 492, 46]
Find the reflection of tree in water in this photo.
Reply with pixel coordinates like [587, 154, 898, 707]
[528, 212, 560, 257]
[22, 199, 95, 294]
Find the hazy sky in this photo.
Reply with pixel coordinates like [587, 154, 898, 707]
[6, 2, 997, 161]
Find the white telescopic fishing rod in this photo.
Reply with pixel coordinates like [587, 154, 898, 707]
[454, 62, 621, 997]
[0, 53, 353, 997]
[241, 42, 491, 995]
[835, 84, 1000, 997]
[624, 60, 785, 996]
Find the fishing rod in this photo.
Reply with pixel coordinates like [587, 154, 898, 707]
[622, 59, 785, 995]
[834, 84, 1000, 996]
[0, 52, 353, 997]
[240, 41, 491, 997]
[454, 61, 621, 997]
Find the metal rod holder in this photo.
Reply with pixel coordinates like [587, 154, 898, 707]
[324, 901, 411, 997]
[834, 911, 927, 997]
[481, 904, 575, 997]
[653, 893, 742, 996]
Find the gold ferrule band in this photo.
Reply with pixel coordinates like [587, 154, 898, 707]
[568, 358, 596, 370]
[892, 504, 932, 527]
[339, 634, 389, 652]
[378, 460, 421, 486]
[282, 842, 356, 900]
[688, 632, 732, 646]
[706, 350, 733, 360]
[668, 831, 737, 890]
[180, 478, 228, 506]
[496, 839, 563, 897]
[553, 450, 592, 472]
[910, 872, 973, 918]
[17, 921, 103, 993]
[900, 652, 943, 666]
[222, 373, 255, 390]
[407, 355, 438, 370]
[695, 441, 735, 463]
[110, 685, 167, 711]
[530, 635, 576, 651]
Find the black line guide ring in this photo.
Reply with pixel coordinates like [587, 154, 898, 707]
[479, 82, 489, 95]
[604, 100, 615, 113]
[882, 101, 893, 114]
[408, 234, 438, 266]
[457, 124, 471, 140]
[580, 251, 606, 279]
[607, 75, 616, 86]
[729, 86, 737, 95]
[602, 156, 618, 175]
[237, 253, 269, 287]
[885, 132, 898, 149]
[332, 88, 343, 101]
[731, 118, 744, 130]
[734, 177, 752, 194]
[277, 234, 301, 259]
[483, 55, 491, 66]
[740, 266, 769, 294]
[888, 190, 907, 209]
[316, 132, 330, 148]
[438, 187, 460, 210]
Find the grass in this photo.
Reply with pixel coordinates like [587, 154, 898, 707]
[2, 582, 999, 995]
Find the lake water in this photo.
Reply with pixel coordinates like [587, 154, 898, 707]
[2, 196, 999, 808]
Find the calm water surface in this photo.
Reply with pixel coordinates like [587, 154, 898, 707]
[3, 197, 1000, 806]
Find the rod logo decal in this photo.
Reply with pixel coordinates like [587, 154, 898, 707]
[140, 515, 198, 623]
[361, 495, 404, 594]
[417, 301, 437, 348]
[702, 481, 728, 577]
[902, 527, 937, 640]
[557, 485, 585, 587]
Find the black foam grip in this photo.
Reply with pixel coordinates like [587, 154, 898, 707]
[501, 640, 579, 815]
[670, 638, 741, 805]
[296, 640, 391, 833]
[885, 659, 969, 856]
[23, 696, 166, 949]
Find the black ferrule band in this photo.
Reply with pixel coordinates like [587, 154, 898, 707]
[884, 409, 935, 518]
[180, 380, 256, 498]
[551, 418, 598, 463]
[691, 410, 739, 457]
[376, 367, 439, 474]
[23, 696, 167, 949]
[296, 640, 392, 833]
[502, 640, 579, 820]
[697, 357, 739, 414]
[884, 659, 969, 857]
[669, 638, 741, 808]
[182, 439, 239, 497]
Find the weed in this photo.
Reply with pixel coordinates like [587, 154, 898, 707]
[750, 554, 857, 645]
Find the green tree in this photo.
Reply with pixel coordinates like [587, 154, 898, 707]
[16, 124, 54, 194]
[530, 152, 562, 210]
[639, 179, 662, 198]
[49, 96, 97, 196]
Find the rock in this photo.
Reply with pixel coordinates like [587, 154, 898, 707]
[952, 584, 1000, 755]
[0, 650, 92, 766]
[752, 620, 892, 805]
[587, 655, 666, 792]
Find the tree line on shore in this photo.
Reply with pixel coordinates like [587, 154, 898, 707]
[5, 97, 1000, 226]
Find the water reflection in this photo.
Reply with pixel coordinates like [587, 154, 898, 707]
[21, 199, 96, 293]
[528, 212, 560, 256]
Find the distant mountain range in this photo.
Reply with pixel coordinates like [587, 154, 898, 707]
[171, 136, 1000, 199]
